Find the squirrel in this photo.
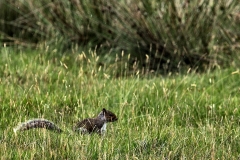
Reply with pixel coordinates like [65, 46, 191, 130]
[13, 108, 118, 135]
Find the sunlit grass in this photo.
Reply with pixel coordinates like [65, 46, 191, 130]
[1, 48, 240, 159]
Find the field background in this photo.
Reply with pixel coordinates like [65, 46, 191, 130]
[1, 0, 240, 159]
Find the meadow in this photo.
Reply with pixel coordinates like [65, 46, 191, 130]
[0, 1, 240, 159]
[0, 47, 240, 159]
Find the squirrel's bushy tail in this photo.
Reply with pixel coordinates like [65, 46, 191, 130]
[13, 119, 63, 133]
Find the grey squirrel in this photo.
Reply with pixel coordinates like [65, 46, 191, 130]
[14, 108, 118, 135]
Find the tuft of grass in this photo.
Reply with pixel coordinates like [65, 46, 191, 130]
[1, 47, 240, 159]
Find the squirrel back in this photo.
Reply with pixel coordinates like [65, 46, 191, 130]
[14, 108, 117, 135]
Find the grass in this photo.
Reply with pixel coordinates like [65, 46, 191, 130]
[1, 0, 240, 72]
[1, 47, 240, 159]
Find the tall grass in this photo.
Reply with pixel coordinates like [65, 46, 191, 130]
[1, 47, 240, 159]
[0, 0, 240, 72]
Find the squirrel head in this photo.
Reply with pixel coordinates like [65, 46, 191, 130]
[98, 108, 118, 122]
[103, 108, 118, 122]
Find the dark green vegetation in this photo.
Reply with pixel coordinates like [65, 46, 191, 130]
[1, 0, 240, 72]
[1, 48, 240, 159]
